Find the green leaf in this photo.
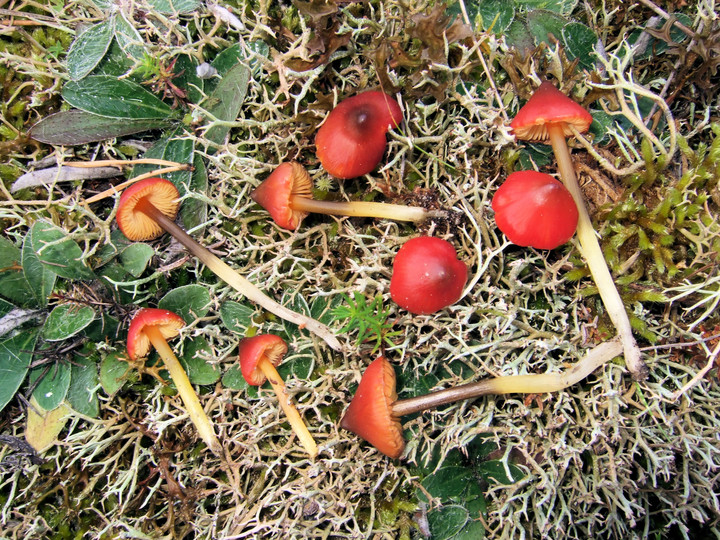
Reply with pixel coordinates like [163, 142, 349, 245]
[504, 18, 534, 53]
[22, 229, 56, 308]
[173, 54, 204, 105]
[146, 0, 200, 14]
[113, 12, 146, 61]
[0, 298, 13, 319]
[517, 0, 578, 16]
[477, 459, 523, 485]
[29, 109, 172, 145]
[119, 243, 155, 277]
[221, 365, 248, 391]
[62, 75, 176, 120]
[66, 354, 100, 417]
[476, 0, 515, 32]
[277, 352, 313, 380]
[0, 329, 39, 412]
[30, 363, 72, 411]
[0, 237, 36, 308]
[41, 304, 96, 341]
[180, 337, 220, 385]
[211, 44, 245, 75]
[131, 129, 194, 198]
[561, 21, 597, 69]
[427, 505, 470, 539]
[31, 221, 95, 281]
[525, 9, 567, 46]
[66, 19, 115, 81]
[100, 351, 134, 396]
[203, 62, 250, 145]
[178, 154, 209, 231]
[220, 300, 255, 334]
[419, 466, 476, 502]
[158, 284, 212, 322]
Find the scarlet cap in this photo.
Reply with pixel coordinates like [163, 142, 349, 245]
[390, 236, 468, 315]
[315, 91, 403, 179]
[510, 82, 593, 141]
[117, 177, 180, 241]
[237, 334, 289, 386]
[251, 162, 312, 230]
[340, 356, 405, 459]
[492, 170, 579, 250]
[127, 308, 185, 360]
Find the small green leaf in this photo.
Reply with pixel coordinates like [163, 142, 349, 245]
[113, 12, 146, 61]
[221, 364, 250, 391]
[419, 466, 476, 502]
[131, 129, 194, 195]
[158, 284, 212, 322]
[0, 329, 40, 412]
[62, 75, 176, 120]
[525, 9, 567, 47]
[180, 337, 220, 385]
[66, 19, 115, 81]
[120, 243, 155, 277]
[561, 21, 597, 69]
[277, 353, 313, 381]
[30, 363, 72, 411]
[23, 232, 57, 309]
[100, 351, 134, 396]
[427, 505, 470, 539]
[179, 154, 208, 231]
[504, 18, 534, 53]
[31, 221, 95, 281]
[220, 301, 255, 334]
[203, 62, 250, 145]
[476, 0, 515, 32]
[517, 0, 578, 16]
[42, 304, 96, 341]
[66, 354, 100, 418]
[0, 237, 36, 308]
[173, 54, 204, 105]
[477, 459, 523, 485]
[146, 0, 200, 14]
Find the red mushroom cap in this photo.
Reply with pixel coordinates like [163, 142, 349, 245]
[510, 82, 593, 142]
[492, 171, 579, 250]
[340, 356, 405, 459]
[127, 308, 185, 360]
[238, 334, 289, 386]
[250, 162, 312, 230]
[315, 91, 403, 179]
[116, 177, 180, 241]
[390, 236, 468, 315]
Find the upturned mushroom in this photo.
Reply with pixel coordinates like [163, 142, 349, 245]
[341, 338, 623, 458]
[238, 334, 318, 458]
[115, 177, 341, 352]
[251, 161, 442, 230]
[127, 308, 222, 455]
[389, 236, 468, 315]
[492, 170, 578, 250]
[315, 91, 403, 179]
[510, 81, 647, 380]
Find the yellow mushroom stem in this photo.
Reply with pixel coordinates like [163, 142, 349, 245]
[392, 338, 623, 416]
[135, 197, 342, 352]
[290, 196, 443, 222]
[144, 324, 222, 455]
[257, 356, 318, 459]
[547, 124, 647, 381]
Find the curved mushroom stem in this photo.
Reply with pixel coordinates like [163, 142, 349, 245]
[135, 198, 342, 352]
[290, 196, 443, 223]
[144, 325, 222, 456]
[547, 125, 647, 381]
[257, 356, 318, 458]
[392, 338, 623, 417]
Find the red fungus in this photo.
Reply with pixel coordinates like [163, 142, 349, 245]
[251, 162, 440, 230]
[238, 334, 318, 458]
[390, 237, 468, 315]
[492, 170, 578, 250]
[315, 91, 403, 179]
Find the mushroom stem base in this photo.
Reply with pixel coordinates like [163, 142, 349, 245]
[547, 125, 647, 381]
[258, 357, 319, 459]
[144, 325, 222, 456]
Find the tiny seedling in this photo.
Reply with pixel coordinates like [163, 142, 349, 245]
[333, 292, 401, 353]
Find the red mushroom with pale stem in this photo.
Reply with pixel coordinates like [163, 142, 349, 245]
[492, 170, 579, 250]
[251, 162, 442, 230]
[315, 91, 403, 179]
[127, 308, 222, 455]
[115, 177, 341, 352]
[238, 334, 318, 458]
[510, 81, 647, 380]
[389, 236, 468, 315]
[341, 338, 623, 458]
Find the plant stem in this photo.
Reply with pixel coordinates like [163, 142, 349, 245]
[392, 338, 623, 416]
[137, 200, 342, 352]
[547, 125, 647, 381]
[258, 357, 318, 458]
[144, 325, 222, 455]
[291, 196, 440, 222]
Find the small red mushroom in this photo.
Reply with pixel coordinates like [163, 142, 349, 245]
[510, 82, 646, 380]
[238, 334, 318, 458]
[251, 162, 441, 230]
[341, 339, 622, 458]
[390, 237, 468, 315]
[116, 177, 340, 351]
[491, 170, 578, 250]
[127, 308, 221, 455]
[315, 91, 403, 179]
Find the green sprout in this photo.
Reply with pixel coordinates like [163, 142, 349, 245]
[333, 292, 401, 353]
